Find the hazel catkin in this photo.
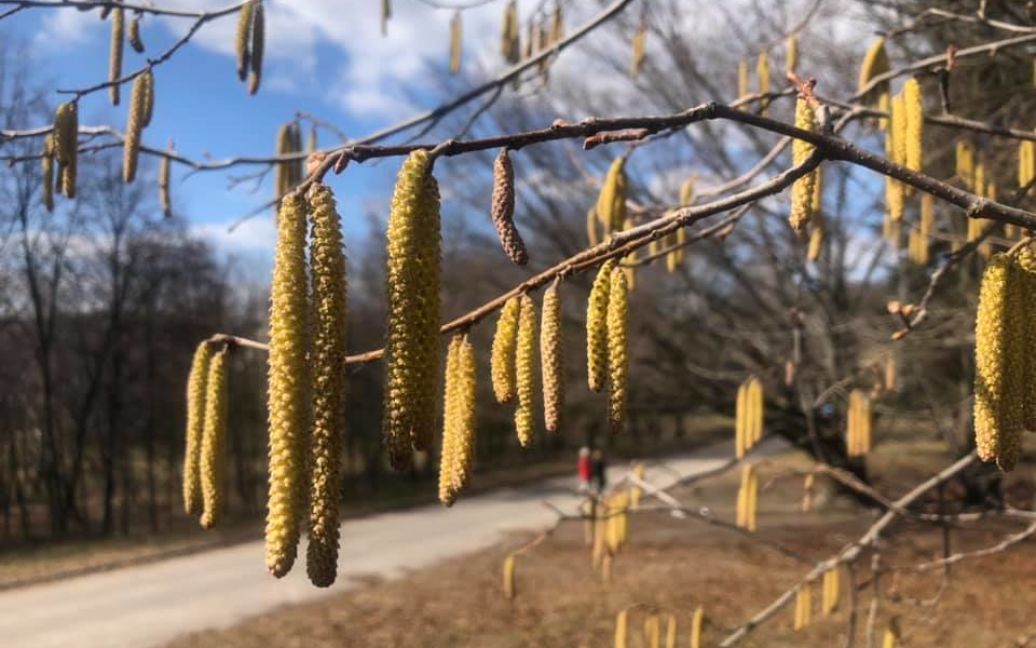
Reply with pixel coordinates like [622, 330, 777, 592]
[159, 151, 172, 217]
[514, 294, 537, 447]
[41, 135, 55, 212]
[265, 194, 310, 578]
[858, 37, 890, 98]
[122, 73, 147, 183]
[503, 553, 517, 599]
[235, 0, 254, 81]
[183, 341, 214, 517]
[491, 297, 520, 403]
[607, 267, 629, 434]
[305, 183, 348, 588]
[128, 16, 145, 53]
[902, 77, 924, 172]
[54, 102, 78, 198]
[596, 157, 628, 236]
[587, 260, 614, 392]
[491, 148, 528, 265]
[540, 283, 564, 433]
[449, 11, 463, 74]
[200, 347, 229, 529]
[789, 98, 817, 234]
[108, 7, 124, 106]
[248, 1, 265, 95]
[690, 607, 704, 648]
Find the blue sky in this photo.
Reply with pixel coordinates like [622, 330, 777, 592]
[13, 0, 569, 274]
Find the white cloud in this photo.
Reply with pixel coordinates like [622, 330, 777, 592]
[190, 214, 275, 252]
[34, 7, 100, 50]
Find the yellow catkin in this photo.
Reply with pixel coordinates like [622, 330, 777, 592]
[884, 93, 905, 222]
[200, 347, 229, 529]
[735, 382, 746, 459]
[736, 464, 754, 529]
[449, 11, 462, 74]
[502, 553, 517, 599]
[614, 609, 629, 648]
[122, 73, 146, 183]
[630, 23, 646, 77]
[680, 176, 695, 206]
[747, 466, 758, 531]
[956, 140, 975, 189]
[689, 607, 704, 648]
[439, 336, 476, 506]
[108, 7, 124, 106]
[265, 194, 309, 578]
[664, 614, 677, 648]
[591, 511, 606, 568]
[883, 619, 900, 648]
[794, 584, 812, 630]
[1017, 250, 1036, 432]
[41, 135, 54, 212]
[789, 98, 817, 234]
[587, 207, 601, 246]
[858, 37, 890, 99]
[183, 342, 214, 517]
[1019, 140, 1035, 189]
[884, 355, 897, 392]
[607, 267, 629, 434]
[822, 567, 840, 615]
[801, 473, 815, 512]
[515, 294, 537, 448]
[248, 1, 265, 95]
[438, 337, 460, 506]
[748, 376, 764, 446]
[491, 297, 521, 403]
[737, 60, 749, 98]
[903, 78, 924, 172]
[54, 102, 78, 198]
[540, 283, 564, 433]
[587, 260, 614, 392]
[596, 157, 628, 235]
[235, 0, 254, 81]
[756, 51, 771, 116]
[644, 615, 661, 648]
[974, 254, 1024, 468]
[128, 16, 144, 53]
[159, 152, 172, 217]
[305, 184, 347, 588]
[786, 34, 798, 75]
[141, 70, 155, 128]
[807, 224, 824, 261]
[491, 148, 528, 265]
[383, 151, 441, 467]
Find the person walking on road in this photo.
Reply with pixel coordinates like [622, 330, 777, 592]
[577, 447, 592, 493]
[591, 448, 607, 494]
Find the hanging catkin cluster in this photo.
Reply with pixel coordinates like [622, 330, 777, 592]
[490, 148, 529, 265]
[845, 389, 872, 457]
[53, 102, 78, 198]
[275, 122, 305, 200]
[630, 21, 647, 77]
[821, 566, 840, 616]
[449, 11, 463, 74]
[793, 582, 813, 630]
[439, 334, 477, 506]
[540, 283, 564, 433]
[587, 260, 614, 393]
[108, 7, 124, 106]
[235, 0, 264, 93]
[265, 194, 310, 578]
[492, 297, 521, 403]
[183, 342, 215, 517]
[735, 463, 758, 531]
[974, 252, 1033, 471]
[607, 267, 629, 434]
[514, 294, 537, 447]
[200, 347, 229, 529]
[305, 184, 348, 588]
[789, 98, 817, 234]
[596, 157, 628, 237]
[383, 150, 442, 469]
[735, 376, 764, 458]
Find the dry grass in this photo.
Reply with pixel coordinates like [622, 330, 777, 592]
[167, 444, 1036, 648]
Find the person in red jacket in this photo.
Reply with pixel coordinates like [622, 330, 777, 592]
[577, 447, 592, 493]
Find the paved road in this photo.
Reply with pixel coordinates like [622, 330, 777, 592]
[0, 440, 748, 648]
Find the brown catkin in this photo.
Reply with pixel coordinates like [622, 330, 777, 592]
[159, 151, 172, 217]
[235, 0, 254, 81]
[142, 70, 155, 128]
[199, 347, 229, 529]
[974, 254, 1024, 469]
[122, 73, 146, 183]
[491, 297, 521, 403]
[128, 16, 145, 53]
[587, 260, 614, 392]
[41, 135, 55, 212]
[515, 294, 537, 447]
[630, 23, 646, 77]
[183, 342, 214, 517]
[248, 1, 265, 95]
[540, 283, 564, 433]
[503, 553, 517, 599]
[108, 7, 124, 106]
[265, 194, 310, 578]
[607, 268, 629, 434]
[305, 184, 348, 587]
[789, 98, 817, 233]
[449, 11, 463, 74]
[54, 102, 78, 198]
[383, 151, 441, 468]
[490, 148, 528, 265]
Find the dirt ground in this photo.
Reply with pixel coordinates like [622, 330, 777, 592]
[167, 441, 1036, 648]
